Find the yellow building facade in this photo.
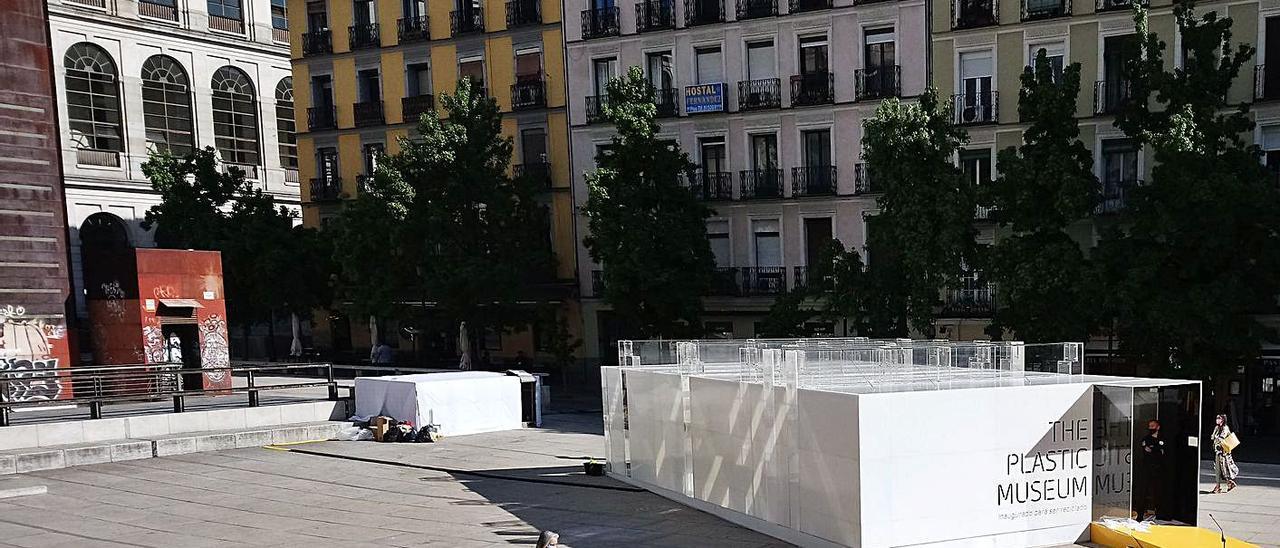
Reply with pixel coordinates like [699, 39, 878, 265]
[288, 0, 577, 361]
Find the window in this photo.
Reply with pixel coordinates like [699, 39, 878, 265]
[752, 219, 781, 267]
[864, 28, 896, 95]
[799, 36, 828, 74]
[521, 128, 547, 165]
[645, 51, 674, 90]
[275, 78, 297, 171]
[460, 58, 485, 92]
[1262, 125, 1280, 183]
[958, 50, 994, 122]
[64, 43, 122, 152]
[592, 57, 617, 95]
[211, 66, 260, 166]
[746, 40, 776, 80]
[707, 219, 730, 266]
[1263, 377, 1275, 393]
[1101, 138, 1138, 209]
[802, 129, 830, 168]
[357, 68, 381, 102]
[403, 0, 425, 17]
[307, 1, 328, 30]
[696, 46, 723, 84]
[362, 142, 384, 175]
[700, 136, 726, 173]
[751, 133, 777, 170]
[140, 55, 193, 156]
[1103, 35, 1139, 110]
[312, 74, 334, 108]
[317, 147, 339, 181]
[960, 149, 991, 186]
[803, 217, 832, 267]
[271, 0, 288, 29]
[406, 63, 431, 96]
[353, 0, 375, 24]
[208, 0, 243, 20]
[515, 49, 542, 84]
[1028, 42, 1064, 81]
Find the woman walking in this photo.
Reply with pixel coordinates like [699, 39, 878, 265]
[1211, 414, 1239, 493]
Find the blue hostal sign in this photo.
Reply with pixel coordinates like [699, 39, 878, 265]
[684, 83, 725, 114]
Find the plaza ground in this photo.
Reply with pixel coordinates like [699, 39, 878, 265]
[0, 409, 1276, 547]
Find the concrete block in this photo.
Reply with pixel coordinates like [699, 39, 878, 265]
[110, 441, 154, 462]
[0, 426, 38, 451]
[233, 430, 274, 448]
[82, 418, 128, 443]
[0, 454, 16, 475]
[168, 411, 210, 435]
[63, 445, 113, 467]
[270, 426, 315, 445]
[152, 436, 197, 457]
[279, 402, 322, 424]
[126, 414, 171, 438]
[195, 433, 236, 453]
[307, 423, 344, 441]
[36, 421, 84, 447]
[244, 405, 283, 428]
[204, 408, 247, 431]
[14, 450, 65, 473]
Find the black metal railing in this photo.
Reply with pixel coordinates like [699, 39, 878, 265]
[451, 8, 484, 35]
[854, 163, 878, 195]
[398, 16, 429, 42]
[940, 286, 997, 317]
[691, 170, 734, 200]
[512, 78, 547, 110]
[1093, 80, 1130, 115]
[738, 78, 781, 110]
[581, 7, 620, 38]
[974, 204, 995, 220]
[790, 0, 831, 11]
[953, 91, 999, 124]
[307, 105, 337, 130]
[792, 166, 837, 196]
[855, 66, 901, 100]
[310, 176, 343, 202]
[1096, 0, 1146, 11]
[139, 0, 178, 20]
[685, 0, 724, 26]
[353, 100, 384, 127]
[0, 363, 341, 426]
[653, 87, 679, 117]
[349, 23, 380, 49]
[302, 29, 333, 55]
[737, 0, 776, 19]
[708, 267, 739, 296]
[793, 266, 833, 291]
[791, 72, 834, 106]
[952, 0, 998, 29]
[1096, 180, 1139, 214]
[506, 0, 541, 27]
[741, 169, 784, 199]
[514, 162, 553, 188]
[741, 267, 787, 296]
[586, 95, 607, 123]
[636, 0, 675, 31]
[1022, 0, 1069, 20]
[402, 94, 434, 122]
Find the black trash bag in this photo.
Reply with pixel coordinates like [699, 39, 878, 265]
[415, 424, 440, 443]
[383, 427, 402, 443]
[401, 427, 418, 442]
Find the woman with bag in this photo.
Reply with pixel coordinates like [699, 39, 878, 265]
[1211, 414, 1240, 493]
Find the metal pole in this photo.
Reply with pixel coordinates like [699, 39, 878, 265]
[248, 370, 258, 407]
[0, 378, 9, 426]
[326, 364, 338, 400]
[90, 376, 103, 419]
[172, 368, 185, 413]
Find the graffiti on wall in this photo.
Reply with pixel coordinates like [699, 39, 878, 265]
[200, 314, 229, 383]
[142, 321, 166, 365]
[0, 305, 65, 402]
[101, 280, 126, 320]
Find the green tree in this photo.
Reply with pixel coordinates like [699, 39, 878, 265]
[333, 78, 555, 344]
[581, 66, 715, 338]
[984, 52, 1100, 342]
[1096, 0, 1280, 379]
[860, 90, 976, 336]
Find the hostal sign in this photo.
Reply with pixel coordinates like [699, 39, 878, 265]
[685, 83, 724, 114]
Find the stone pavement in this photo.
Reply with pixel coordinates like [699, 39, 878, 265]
[1196, 460, 1280, 547]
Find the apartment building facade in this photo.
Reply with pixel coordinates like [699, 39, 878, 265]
[47, 0, 298, 333]
[566, 0, 932, 362]
[290, 0, 576, 360]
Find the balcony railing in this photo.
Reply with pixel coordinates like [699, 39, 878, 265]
[789, 0, 831, 12]
[450, 9, 484, 36]
[685, 0, 724, 26]
[586, 95, 607, 124]
[209, 14, 245, 33]
[1022, 0, 1069, 20]
[738, 78, 781, 110]
[75, 148, 120, 167]
[66, 0, 106, 8]
[349, 23, 380, 50]
[398, 16, 429, 42]
[285, 168, 300, 184]
[740, 169, 784, 199]
[1096, 180, 1139, 214]
[691, 170, 734, 200]
[1093, 80, 1130, 115]
[581, 7, 620, 38]
[512, 78, 547, 110]
[138, 0, 178, 20]
[310, 177, 343, 202]
[742, 267, 787, 296]
[737, 0, 776, 19]
[974, 204, 995, 220]
[402, 94, 434, 122]
[353, 100, 384, 127]
[940, 285, 997, 317]
[302, 30, 332, 56]
[854, 163, 878, 195]
[791, 72, 834, 106]
[855, 66, 901, 101]
[224, 163, 259, 180]
[272, 27, 290, 42]
[952, 0, 998, 30]
[506, 0, 541, 27]
[953, 91, 999, 125]
[1096, 0, 1146, 11]
[793, 266, 833, 292]
[653, 87, 679, 117]
[514, 162, 552, 188]
[792, 166, 837, 197]
[307, 106, 337, 131]
[636, 0, 675, 32]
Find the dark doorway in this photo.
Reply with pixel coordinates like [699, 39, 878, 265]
[164, 324, 202, 390]
[1267, 17, 1280, 98]
[804, 217, 832, 267]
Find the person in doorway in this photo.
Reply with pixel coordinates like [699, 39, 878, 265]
[165, 332, 183, 364]
[1135, 419, 1167, 521]
[370, 340, 393, 365]
[1211, 414, 1240, 493]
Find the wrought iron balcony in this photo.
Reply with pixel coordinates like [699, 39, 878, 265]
[1093, 80, 1130, 115]
[791, 72, 834, 106]
[514, 162, 552, 188]
[691, 170, 734, 200]
[1096, 0, 1146, 11]
[792, 266, 833, 292]
[940, 285, 997, 317]
[855, 66, 901, 101]
[952, 0, 998, 30]
[139, 0, 178, 20]
[349, 23, 380, 50]
[737, 0, 776, 20]
[1096, 179, 1140, 214]
[792, 166, 837, 197]
[310, 177, 343, 202]
[581, 6, 619, 38]
[402, 94, 434, 122]
[789, 0, 831, 12]
[738, 78, 781, 110]
[740, 169, 784, 199]
[302, 29, 332, 56]
[653, 87, 679, 117]
[75, 148, 120, 167]
[450, 9, 484, 36]
[684, 0, 724, 26]
[636, 0, 675, 32]
[953, 91, 999, 125]
[741, 267, 786, 296]
[209, 14, 244, 33]
[506, 0, 541, 27]
[398, 16, 429, 42]
[1022, 0, 1069, 20]
[307, 106, 337, 131]
[586, 95, 607, 124]
[353, 100, 384, 127]
[512, 78, 547, 110]
[853, 163, 878, 195]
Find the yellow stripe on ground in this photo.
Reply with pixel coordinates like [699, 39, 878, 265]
[1090, 521, 1258, 548]
[263, 439, 331, 449]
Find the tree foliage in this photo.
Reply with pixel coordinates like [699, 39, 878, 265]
[581, 66, 715, 338]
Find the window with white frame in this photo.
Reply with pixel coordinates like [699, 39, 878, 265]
[140, 55, 194, 156]
[211, 66, 260, 166]
[708, 220, 730, 266]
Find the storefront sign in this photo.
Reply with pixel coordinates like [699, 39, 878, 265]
[684, 83, 724, 114]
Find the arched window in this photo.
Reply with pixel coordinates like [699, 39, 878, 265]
[141, 55, 194, 156]
[64, 43, 122, 152]
[211, 66, 260, 167]
[275, 77, 298, 173]
[80, 212, 132, 250]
